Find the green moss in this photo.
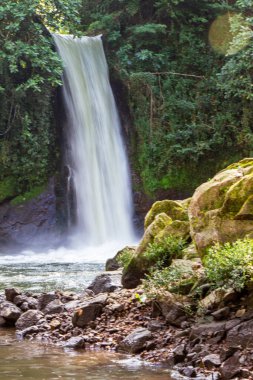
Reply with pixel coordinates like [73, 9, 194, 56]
[10, 185, 46, 206]
[0, 177, 17, 203]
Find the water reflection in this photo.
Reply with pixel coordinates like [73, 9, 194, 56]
[0, 329, 171, 380]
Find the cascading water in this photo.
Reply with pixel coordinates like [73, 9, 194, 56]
[0, 34, 136, 292]
[53, 34, 135, 246]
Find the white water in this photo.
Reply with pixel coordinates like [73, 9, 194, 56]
[53, 34, 135, 247]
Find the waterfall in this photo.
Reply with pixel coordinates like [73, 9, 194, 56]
[53, 34, 135, 246]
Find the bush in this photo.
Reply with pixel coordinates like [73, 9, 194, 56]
[116, 248, 134, 269]
[143, 264, 198, 296]
[204, 238, 253, 292]
[143, 235, 187, 268]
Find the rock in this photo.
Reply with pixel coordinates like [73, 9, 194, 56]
[87, 271, 122, 294]
[190, 322, 226, 341]
[50, 319, 61, 330]
[64, 337, 85, 349]
[226, 319, 253, 347]
[64, 300, 81, 311]
[0, 179, 57, 247]
[16, 326, 39, 339]
[144, 199, 189, 229]
[105, 246, 136, 271]
[43, 299, 64, 314]
[153, 292, 189, 327]
[219, 353, 241, 379]
[118, 328, 152, 354]
[189, 158, 253, 256]
[5, 288, 21, 302]
[72, 294, 107, 328]
[235, 308, 246, 318]
[122, 213, 172, 288]
[16, 310, 44, 330]
[202, 354, 221, 369]
[206, 372, 220, 380]
[173, 344, 186, 363]
[211, 307, 230, 320]
[0, 301, 22, 324]
[199, 288, 236, 311]
[181, 366, 197, 377]
[38, 292, 58, 311]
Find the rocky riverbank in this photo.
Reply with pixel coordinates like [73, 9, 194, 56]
[1, 277, 253, 380]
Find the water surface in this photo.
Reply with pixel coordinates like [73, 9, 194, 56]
[0, 329, 171, 380]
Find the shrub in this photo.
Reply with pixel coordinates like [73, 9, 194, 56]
[143, 265, 198, 296]
[204, 238, 253, 292]
[116, 248, 134, 269]
[143, 235, 187, 268]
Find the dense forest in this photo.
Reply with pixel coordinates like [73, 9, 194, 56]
[1, 0, 253, 204]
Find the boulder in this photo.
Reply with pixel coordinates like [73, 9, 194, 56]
[105, 246, 136, 271]
[72, 294, 107, 328]
[43, 299, 64, 314]
[16, 310, 44, 330]
[118, 328, 152, 353]
[5, 288, 21, 302]
[226, 319, 253, 348]
[0, 301, 22, 324]
[144, 199, 190, 229]
[189, 158, 253, 256]
[38, 292, 58, 311]
[152, 292, 189, 327]
[199, 288, 237, 311]
[202, 354, 221, 369]
[122, 213, 172, 288]
[87, 271, 122, 294]
[219, 353, 241, 379]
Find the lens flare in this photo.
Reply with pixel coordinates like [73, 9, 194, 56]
[209, 12, 251, 55]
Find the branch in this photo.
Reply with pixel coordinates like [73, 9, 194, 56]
[150, 71, 205, 79]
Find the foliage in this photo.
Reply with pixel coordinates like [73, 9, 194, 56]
[142, 264, 198, 296]
[0, 177, 17, 203]
[0, 0, 80, 197]
[204, 238, 253, 292]
[144, 235, 187, 268]
[116, 249, 134, 269]
[10, 185, 46, 205]
[80, 0, 253, 194]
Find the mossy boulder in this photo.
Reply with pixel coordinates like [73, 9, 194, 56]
[189, 158, 253, 256]
[144, 199, 190, 229]
[0, 177, 17, 203]
[122, 213, 172, 288]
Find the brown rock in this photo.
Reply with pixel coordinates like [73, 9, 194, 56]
[16, 310, 44, 330]
[72, 294, 107, 328]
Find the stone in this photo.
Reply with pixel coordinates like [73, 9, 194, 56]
[206, 372, 220, 380]
[122, 213, 172, 289]
[118, 328, 152, 354]
[5, 288, 21, 302]
[202, 354, 221, 369]
[211, 307, 230, 320]
[190, 322, 226, 341]
[199, 288, 236, 311]
[105, 246, 136, 271]
[16, 310, 44, 330]
[16, 326, 39, 339]
[13, 295, 28, 306]
[64, 300, 81, 311]
[38, 292, 58, 311]
[153, 292, 189, 327]
[226, 319, 253, 347]
[72, 294, 107, 328]
[235, 308, 246, 318]
[189, 158, 253, 256]
[87, 271, 122, 294]
[0, 180, 57, 247]
[0, 301, 22, 324]
[64, 337, 85, 349]
[173, 344, 186, 363]
[181, 366, 197, 377]
[144, 199, 189, 229]
[43, 299, 64, 314]
[219, 353, 241, 379]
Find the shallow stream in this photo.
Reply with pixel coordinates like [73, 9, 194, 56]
[0, 329, 172, 380]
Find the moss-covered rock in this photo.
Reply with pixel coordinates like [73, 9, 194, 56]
[144, 199, 190, 229]
[189, 158, 253, 256]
